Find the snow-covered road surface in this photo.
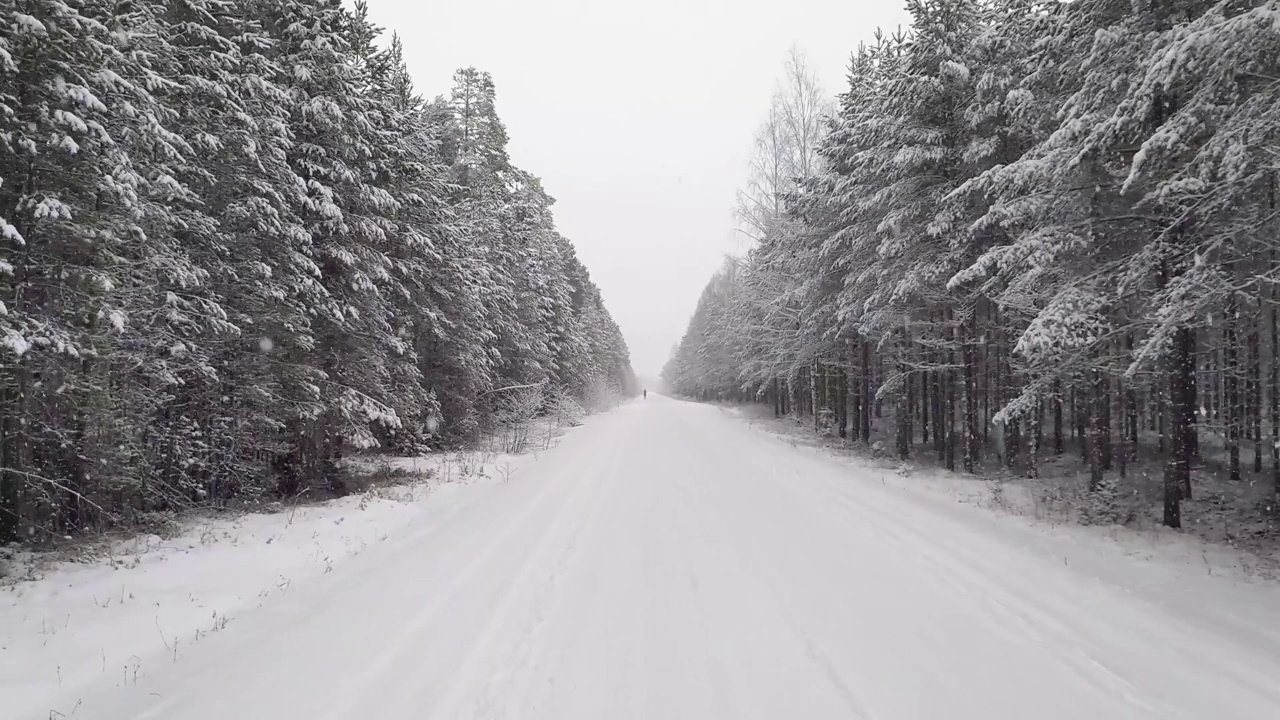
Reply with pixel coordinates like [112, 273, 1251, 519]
[21, 396, 1280, 719]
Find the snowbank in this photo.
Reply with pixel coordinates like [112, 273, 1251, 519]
[0, 455, 512, 720]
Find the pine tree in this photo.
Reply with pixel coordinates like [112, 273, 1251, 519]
[0, 0, 635, 541]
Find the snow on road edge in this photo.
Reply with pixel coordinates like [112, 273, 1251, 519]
[719, 402, 1280, 654]
[0, 453, 519, 718]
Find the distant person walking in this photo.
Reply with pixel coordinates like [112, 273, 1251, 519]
[643, 389, 647, 399]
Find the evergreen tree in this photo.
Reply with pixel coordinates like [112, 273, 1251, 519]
[668, 0, 1280, 529]
[0, 0, 635, 542]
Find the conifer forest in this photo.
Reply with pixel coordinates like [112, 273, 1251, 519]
[664, 0, 1280, 529]
[0, 0, 636, 543]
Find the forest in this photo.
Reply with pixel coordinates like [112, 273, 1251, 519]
[663, 0, 1280, 529]
[0, 0, 635, 544]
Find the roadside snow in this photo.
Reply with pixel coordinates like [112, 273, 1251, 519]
[7, 399, 1280, 719]
[726, 403, 1280, 650]
[0, 454, 516, 720]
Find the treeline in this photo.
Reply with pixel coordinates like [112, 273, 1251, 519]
[664, 0, 1280, 528]
[0, 0, 634, 543]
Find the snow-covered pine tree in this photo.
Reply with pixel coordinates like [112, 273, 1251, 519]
[0, 0, 175, 536]
[0, 0, 635, 544]
[671, 0, 1280, 529]
[257, 0, 414, 492]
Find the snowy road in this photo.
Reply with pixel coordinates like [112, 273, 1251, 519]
[43, 396, 1280, 719]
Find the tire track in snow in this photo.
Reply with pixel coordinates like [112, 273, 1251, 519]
[801, 476, 1161, 717]
[803, 465, 1280, 719]
[683, 408, 1163, 718]
[672, 408, 876, 719]
[424, 431, 625, 720]
[465, 436, 618, 719]
[718, 408, 1280, 719]
[309, 441, 606, 720]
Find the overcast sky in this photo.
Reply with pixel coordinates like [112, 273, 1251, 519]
[367, 0, 911, 377]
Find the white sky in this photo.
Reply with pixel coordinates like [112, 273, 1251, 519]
[366, 0, 911, 377]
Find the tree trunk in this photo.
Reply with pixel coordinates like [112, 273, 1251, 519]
[1000, 310, 1020, 468]
[1100, 370, 1112, 471]
[847, 340, 859, 443]
[945, 308, 957, 471]
[0, 374, 23, 544]
[1208, 345, 1218, 437]
[1116, 373, 1127, 480]
[861, 339, 872, 444]
[812, 360, 820, 434]
[934, 338, 946, 461]
[1125, 333, 1139, 463]
[837, 367, 848, 439]
[1034, 399, 1044, 456]
[1271, 188, 1279, 496]
[897, 375, 912, 462]
[1028, 400, 1041, 480]
[1227, 291, 1241, 481]
[1273, 249, 1280, 496]
[896, 331, 913, 459]
[1165, 326, 1196, 528]
[904, 348, 914, 456]
[1052, 378, 1064, 455]
[921, 366, 930, 445]
[983, 308, 992, 447]
[1156, 384, 1166, 455]
[961, 314, 975, 472]
[1249, 309, 1262, 473]
[1075, 381, 1088, 462]
[874, 354, 883, 420]
[1089, 368, 1106, 492]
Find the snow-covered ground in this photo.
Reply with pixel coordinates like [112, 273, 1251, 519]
[0, 455, 516, 720]
[727, 403, 1280, 581]
[7, 395, 1280, 719]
